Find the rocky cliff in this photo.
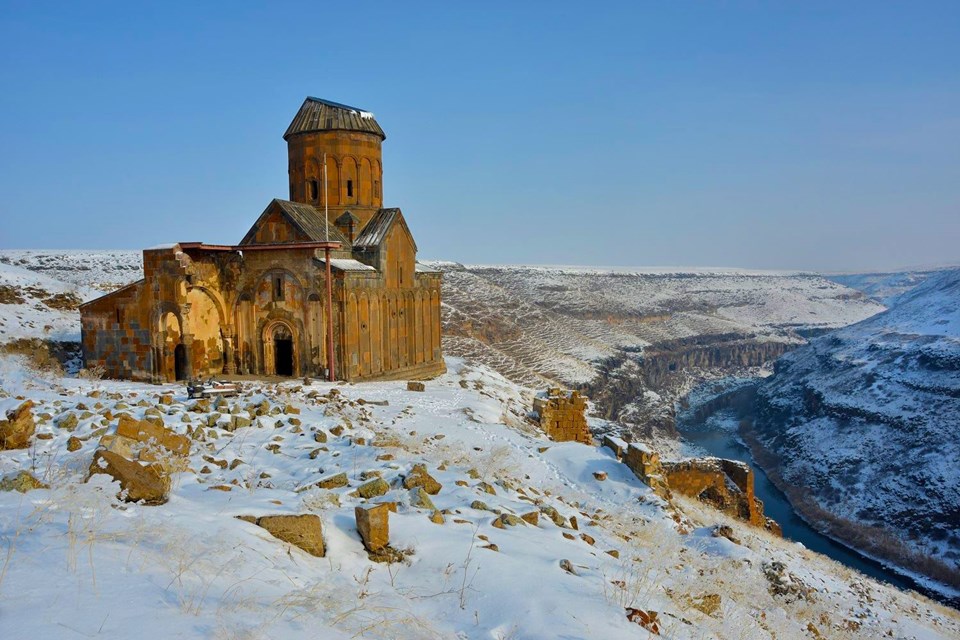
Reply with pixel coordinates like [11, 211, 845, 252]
[752, 268, 960, 591]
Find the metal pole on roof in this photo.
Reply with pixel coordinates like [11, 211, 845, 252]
[324, 152, 329, 242]
[322, 152, 335, 381]
[325, 246, 336, 382]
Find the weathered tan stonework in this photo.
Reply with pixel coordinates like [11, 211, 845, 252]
[606, 436, 780, 534]
[80, 98, 444, 383]
[533, 388, 592, 444]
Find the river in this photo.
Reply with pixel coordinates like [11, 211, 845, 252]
[677, 406, 936, 600]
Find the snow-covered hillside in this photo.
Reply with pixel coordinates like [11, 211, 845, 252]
[754, 268, 960, 593]
[0, 249, 143, 291]
[0, 250, 142, 344]
[438, 264, 883, 388]
[824, 270, 945, 306]
[1, 355, 957, 638]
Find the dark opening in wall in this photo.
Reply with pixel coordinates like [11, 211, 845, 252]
[347, 180, 353, 198]
[309, 179, 319, 202]
[273, 276, 284, 301]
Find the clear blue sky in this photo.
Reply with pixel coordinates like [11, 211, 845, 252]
[1, 1, 957, 271]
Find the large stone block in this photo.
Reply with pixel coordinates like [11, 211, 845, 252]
[89, 450, 171, 505]
[116, 414, 191, 456]
[355, 503, 390, 552]
[0, 400, 34, 450]
[255, 514, 325, 557]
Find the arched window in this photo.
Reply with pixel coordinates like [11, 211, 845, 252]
[308, 179, 319, 202]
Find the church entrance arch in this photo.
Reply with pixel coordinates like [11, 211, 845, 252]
[263, 320, 297, 377]
[274, 326, 294, 376]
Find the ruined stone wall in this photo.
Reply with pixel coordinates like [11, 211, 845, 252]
[606, 436, 778, 533]
[80, 279, 154, 380]
[662, 459, 771, 530]
[534, 389, 592, 444]
[608, 437, 670, 498]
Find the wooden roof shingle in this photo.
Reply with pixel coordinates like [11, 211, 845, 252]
[240, 199, 350, 246]
[284, 97, 386, 140]
[353, 208, 401, 249]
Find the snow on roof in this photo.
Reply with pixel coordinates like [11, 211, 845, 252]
[317, 258, 376, 272]
[415, 263, 442, 274]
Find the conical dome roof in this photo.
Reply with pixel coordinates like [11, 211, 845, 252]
[283, 97, 386, 140]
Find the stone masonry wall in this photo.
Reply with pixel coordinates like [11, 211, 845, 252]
[604, 435, 780, 534]
[533, 388, 592, 444]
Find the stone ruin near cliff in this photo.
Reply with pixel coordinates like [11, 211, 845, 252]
[532, 388, 592, 444]
[603, 435, 781, 534]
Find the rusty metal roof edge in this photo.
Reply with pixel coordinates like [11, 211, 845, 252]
[78, 278, 146, 309]
[180, 241, 342, 252]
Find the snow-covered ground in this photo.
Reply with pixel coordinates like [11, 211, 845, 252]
[1, 355, 958, 639]
[754, 268, 960, 593]
[0, 250, 142, 344]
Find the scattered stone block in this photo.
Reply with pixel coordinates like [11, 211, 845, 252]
[116, 414, 191, 457]
[357, 477, 389, 499]
[540, 505, 568, 528]
[497, 513, 524, 527]
[0, 471, 48, 493]
[0, 400, 35, 450]
[56, 412, 78, 431]
[255, 514, 325, 557]
[317, 472, 348, 489]
[355, 503, 391, 552]
[406, 381, 425, 392]
[89, 450, 170, 504]
[477, 481, 496, 495]
[409, 487, 436, 510]
[403, 463, 442, 495]
[67, 436, 82, 452]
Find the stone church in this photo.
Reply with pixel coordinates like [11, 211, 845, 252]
[80, 97, 444, 383]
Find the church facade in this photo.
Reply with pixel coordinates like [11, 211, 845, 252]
[80, 97, 445, 383]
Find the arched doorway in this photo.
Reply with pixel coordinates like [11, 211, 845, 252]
[174, 343, 188, 381]
[273, 324, 294, 376]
